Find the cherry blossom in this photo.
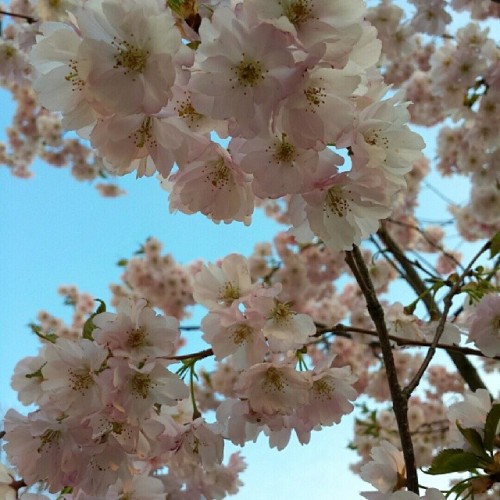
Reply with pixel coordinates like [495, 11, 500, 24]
[192, 253, 255, 310]
[167, 143, 254, 225]
[360, 440, 407, 496]
[235, 362, 311, 415]
[467, 293, 500, 357]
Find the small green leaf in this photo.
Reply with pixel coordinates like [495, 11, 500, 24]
[167, 0, 182, 13]
[116, 258, 128, 267]
[29, 323, 57, 343]
[483, 403, 500, 453]
[82, 299, 106, 340]
[448, 478, 473, 497]
[95, 299, 106, 315]
[456, 422, 488, 459]
[490, 232, 500, 259]
[403, 301, 417, 315]
[187, 40, 201, 50]
[25, 363, 46, 379]
[426, 449, 481, 475]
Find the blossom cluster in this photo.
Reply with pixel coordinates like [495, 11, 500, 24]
[3, 297, 247, 497]
[2, 254, 362, 497]
[17, 0, 425, 251]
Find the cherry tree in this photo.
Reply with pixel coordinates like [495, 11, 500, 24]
[0, 0, 499, 498]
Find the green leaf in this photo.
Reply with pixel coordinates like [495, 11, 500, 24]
[456, 422, 488, 459]
[426, 449, 481, 475]
[116, 258, 128, 267]
[483, 403, 500, 453]
[168, 0, 182, 12]
[25, 363, 46, 379]
[29, 323, 57, 343]
[448, 478, 473, 497]
[82, 299, 106, 340]
[490, 232, 500, 259]
[187, 40, 201, 50]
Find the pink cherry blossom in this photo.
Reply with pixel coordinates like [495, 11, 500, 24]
[168, 143, 254, 225]
[201, 308, 267, 369]
[235, 362, 311, 415]
[76, 0, 186, 115]
[467, 293, 500, 357]
[360, 440, 407, 496]
[192, 253, 254, 310]
[92, 298, 180, 362]
[188, 6, 299, 137]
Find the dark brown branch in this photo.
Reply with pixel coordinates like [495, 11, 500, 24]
[0, 10, 38, 24]
[345, 246, 418, 493]
[315, 323, 499, 360]
[166, 348, 213, 362]
[377, 223, 489, 394]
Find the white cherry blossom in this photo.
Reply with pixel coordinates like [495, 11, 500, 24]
[168, 143, 254, 225]
[467, 293, 500, 357]
[235, 362, 311, 414]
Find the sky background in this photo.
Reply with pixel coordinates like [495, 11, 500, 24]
[0, 3, 498, 498]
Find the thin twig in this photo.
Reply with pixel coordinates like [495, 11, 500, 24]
[403, 240, 492, 397]
[387, 218, 464, 271]
[369, 235, 409, 281]
[0, 10, 38, 24]
[346, 247, 418, 493]
[377, 223, 489, 394]
[165, 348, 213, 362]
[315, 323, 498, 360]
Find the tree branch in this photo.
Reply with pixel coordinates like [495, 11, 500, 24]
[0, 10, 38, 24]
[345, 246, 418, 493]
[315, 324, 499, 360]
[377, 223, 489, 394]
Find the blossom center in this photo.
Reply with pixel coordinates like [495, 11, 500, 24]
[65, 58, 85, 91]
[113, 36, 149, 74]
[273, 136, 297, 163]
[262, 367, 285, 392]
[130, 373, 153, 399]
[313, 378, 334, 401]
[218, 281, 240, 305]
[2, 44, 16, 59]
[304, 86, 326, 110]
[233, 57, 264, 87]
[365, 128, 389, 148]
[283, 0, 313, 27]
[68, 369, 93, 394]
[325, 187, 350, 218]
[270, 300, 294, 324]
[205, 157, 230, 188]
[129, 117, 156, 149]
[127, 327, 148, 348]
[230, 324, 253, 345]
[37, 429, 61, 453]
[175, 98, 203, 125]
[492, 315, 500, 333]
